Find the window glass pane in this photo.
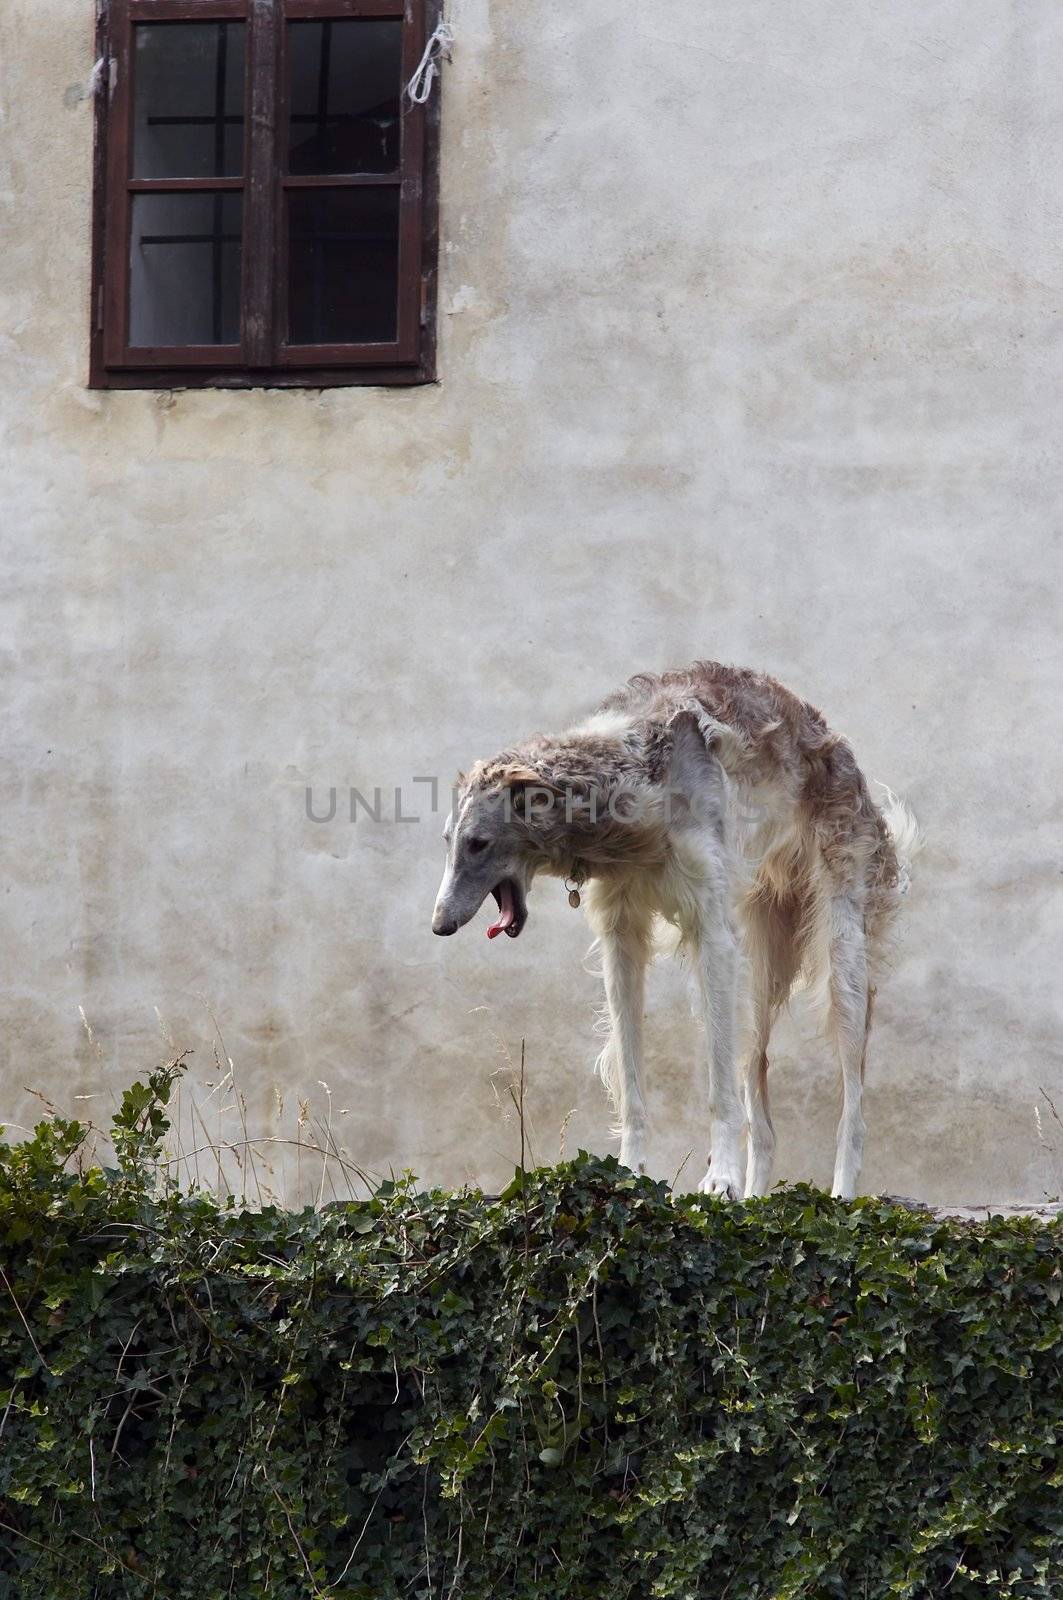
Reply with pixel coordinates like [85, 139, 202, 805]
[130, 193, 242, 346]
[288, 21, 402, 175]
[288, 188, 399, 345]
[133, 23, 245, 179]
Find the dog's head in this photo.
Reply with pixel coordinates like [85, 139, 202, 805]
[432, 763, 553, 941]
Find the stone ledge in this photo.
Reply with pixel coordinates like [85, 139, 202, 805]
[882, 1195, 1063, 1222]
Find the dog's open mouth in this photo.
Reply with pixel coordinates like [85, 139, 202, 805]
[486, 878, 527, 941]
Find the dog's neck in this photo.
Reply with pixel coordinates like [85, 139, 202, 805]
[518, 787, 669, 880]
[476, 728, 670, 879]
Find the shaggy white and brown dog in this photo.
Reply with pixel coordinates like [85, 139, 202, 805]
[432, 661, 918, 1200]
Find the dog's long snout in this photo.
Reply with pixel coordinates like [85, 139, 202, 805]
[432, 873, 461, 935]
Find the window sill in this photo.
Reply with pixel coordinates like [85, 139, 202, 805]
[88, 361, 437, 391]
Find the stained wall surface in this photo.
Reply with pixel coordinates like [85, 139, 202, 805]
[1, 0, 1061, 1203]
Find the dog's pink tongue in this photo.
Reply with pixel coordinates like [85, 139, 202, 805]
[486, 881, 515, 940]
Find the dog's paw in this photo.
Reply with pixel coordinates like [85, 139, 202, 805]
[699, 1166, 742, 1201]
[618, 1141, 647, 1177]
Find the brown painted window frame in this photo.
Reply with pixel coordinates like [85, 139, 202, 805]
[90, 0, 441, 389]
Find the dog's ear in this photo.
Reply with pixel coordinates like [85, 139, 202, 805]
[498, 763, 560, 820]
[498, 763, 543, 789]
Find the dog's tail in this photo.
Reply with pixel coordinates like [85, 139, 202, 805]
[863, 782, 923, 971]
[792, 782, 921, 1007]
[875, 782, 923, 899]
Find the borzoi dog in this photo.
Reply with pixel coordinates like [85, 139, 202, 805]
[432, 661, 917, 1200]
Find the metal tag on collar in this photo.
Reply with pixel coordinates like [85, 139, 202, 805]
[565, 870, 585, 909]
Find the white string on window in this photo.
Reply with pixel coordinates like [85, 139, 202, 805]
[405, 20, 454, 105]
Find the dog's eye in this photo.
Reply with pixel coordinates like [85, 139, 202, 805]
[467, 837, 489, 855]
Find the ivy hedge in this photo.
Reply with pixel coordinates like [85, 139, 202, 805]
[0, 1067, 1061, 1599]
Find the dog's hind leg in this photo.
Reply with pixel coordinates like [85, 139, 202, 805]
[740, 890, 803, 1197]
[587, 884, 653, 1175]
[826, 890, 872, 1199]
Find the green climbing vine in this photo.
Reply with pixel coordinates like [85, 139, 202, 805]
[0, 1064, 1060, 1598]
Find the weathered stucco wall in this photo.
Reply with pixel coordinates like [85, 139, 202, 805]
[1, 0, 1061, 1204]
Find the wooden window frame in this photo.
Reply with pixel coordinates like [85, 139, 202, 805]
[90, 0, 441, 389]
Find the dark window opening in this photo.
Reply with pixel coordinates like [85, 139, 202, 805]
[288, 20, 402, 175]
[288, 186, 399, 344]
[130, 190, 243, 345]
[133, 22, 246, 180]
[92, 0, 440, 389]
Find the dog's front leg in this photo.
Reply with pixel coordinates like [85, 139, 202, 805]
[695, 903, 745, 1201]
[660, 713, 745, 1198]
[596, 901, 651, 1176]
